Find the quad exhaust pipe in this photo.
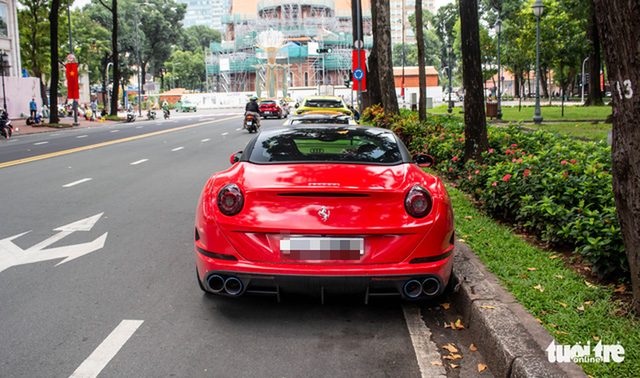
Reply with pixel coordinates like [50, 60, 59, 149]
[207, 275, 243, 296]
[402, 277, 441, 298]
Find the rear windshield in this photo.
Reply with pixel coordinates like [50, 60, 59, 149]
[303, 99, 344, 108]
[249, 128, 402, 164]
[260, 101, 276, 105]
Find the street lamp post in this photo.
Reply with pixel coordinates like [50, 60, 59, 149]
[106, 62, 113, 114]
[0, 52, 9, 112]
[581, 56, 589, 104]
[495, 18, 503, 120]
[532, 0, 544, 125]
[447, 43, 453, 114]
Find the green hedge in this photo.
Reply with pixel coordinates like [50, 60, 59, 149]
[385, 111, 626, 279]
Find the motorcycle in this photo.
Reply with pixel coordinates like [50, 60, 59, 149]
[147, 109, 156, 120]
[244, 113, 259, 133]
[126, 109, 136, 123]
[1, 118, 14, 139]
[163, 108, 170, 119]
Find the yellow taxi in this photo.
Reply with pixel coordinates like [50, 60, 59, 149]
[294, 95, 352, 116]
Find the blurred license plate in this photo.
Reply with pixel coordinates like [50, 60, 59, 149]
[280, 237, 364, 261]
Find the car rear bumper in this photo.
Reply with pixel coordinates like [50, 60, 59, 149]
[196, 245, 453, 301]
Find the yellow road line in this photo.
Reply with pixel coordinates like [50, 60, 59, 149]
[0, 116, 241, 169]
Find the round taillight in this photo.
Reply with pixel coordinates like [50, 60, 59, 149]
[405, 185, 432, 218]
[217, 184, 244, 216]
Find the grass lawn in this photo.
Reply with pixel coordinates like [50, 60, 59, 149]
[442, 182, 639, 377]
[430, 104, 612, 122]
[526, 122, 611, 141]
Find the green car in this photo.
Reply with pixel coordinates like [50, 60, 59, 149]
[175, 100, 197, 112]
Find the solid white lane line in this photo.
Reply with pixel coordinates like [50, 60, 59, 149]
[63, 178, 93, 188]
[130, 159, 149, 165]
[34, 141, 49, 145]
[201, 138, 210, 142]
[402, 304, 447, 378]
[77, 135, 88, 139]
[221, 132, 229, 136]
[69, 319, 144, 378]
[171, 147, 184, 152]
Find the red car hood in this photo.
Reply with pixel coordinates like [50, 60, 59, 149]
[200, 163, 446, 263]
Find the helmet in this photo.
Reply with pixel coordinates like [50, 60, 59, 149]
[250, 96, 258, 101]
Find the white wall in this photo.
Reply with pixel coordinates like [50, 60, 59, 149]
[2, 77, 42, 117]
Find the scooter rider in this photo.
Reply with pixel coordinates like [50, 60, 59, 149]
[244, 96, 261, 127]
[162, 100, 170, 116]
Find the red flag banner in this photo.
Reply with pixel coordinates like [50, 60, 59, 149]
[352, 50, 367, 91]
[66, 63, 79, 100]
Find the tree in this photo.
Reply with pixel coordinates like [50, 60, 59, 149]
[71, 9, 110, 86]
[592, 0, 640, 315]
[585, 1, 604, 106]
[364, 0, 398, 115]
[48, 0, 61, 124]
[166, 50, 205, 90]
[97, 0, 119, 116]
[18, 0, 50, 107]
[416, 0, 427, 121]
[459, 0, 488, 162]
[181, 25, 222, 53]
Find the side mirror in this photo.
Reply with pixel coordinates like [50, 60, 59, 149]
[230, 151, 243, 165]
[295, 103, 299, 108]
[412, 153, 434, 168]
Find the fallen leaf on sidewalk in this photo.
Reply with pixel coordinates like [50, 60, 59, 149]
[450, 364, 459, 369]
[555, 275, 564, 279]
[518, 275, 529, 279]
[442, 344, 458, 353]
[533, 284, 544, 292]
[577, 306, 585, 311]
[454, 319, 464, 329]
[444, 355, 455, 360]
[480, 305, 496, 309]
[465, 216, 473, 219]
[527, 267, 537, 271]
[478, 363, 487, 372]
[585, 280, 597, 288]
[592, 335, 600, 341]
[556, 331, 569, 335]
[441, 303, 450, 310]
[470, 344, 477, 351]
[430, 361, 443, 366]
[585, 301, 593, 305]
[549, 255, 558, 259]
[558, 302, 567, 307]
[536, 318, 543, 323]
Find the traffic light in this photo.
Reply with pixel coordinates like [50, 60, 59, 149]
[344, 72, 353, 88]
[316, 48, 332, 53]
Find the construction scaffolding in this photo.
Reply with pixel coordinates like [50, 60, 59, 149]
[207, 0, 372, 94]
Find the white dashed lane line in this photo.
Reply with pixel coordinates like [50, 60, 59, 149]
[136, 126, 143, 129]
[171, 147, 184, 152]
[221, 132, 228, 136]
[69, 319, 144, 378]
[34, 141, 49, 145]
[77, 135, 88, 139]
[201, 139, 210, 142]
[63, 178, 93, 188]
[110, 130, 119, 133]
[130, 159, 149, 165]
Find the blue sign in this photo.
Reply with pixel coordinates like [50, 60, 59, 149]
[353, 68, 364, 81]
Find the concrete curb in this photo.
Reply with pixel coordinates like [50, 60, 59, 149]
[450, 243, 587, 378]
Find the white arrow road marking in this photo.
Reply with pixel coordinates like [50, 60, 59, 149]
[63, 178, 92, 187]
[171, 147, 184, 152]
[403, 304, 447, 378]
[130, 159, 148, 165]
[69, 319, 144, 378]
[0, 213, 107, 273]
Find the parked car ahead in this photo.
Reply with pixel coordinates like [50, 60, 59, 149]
[294, 95, 352, 116]
[175, 100, 197, 112]
[259, 98, 289, 119]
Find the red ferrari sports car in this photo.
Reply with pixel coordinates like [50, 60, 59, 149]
[195, 125, 455, 302]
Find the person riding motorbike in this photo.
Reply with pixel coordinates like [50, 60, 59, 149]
[244, 96, 261, 128]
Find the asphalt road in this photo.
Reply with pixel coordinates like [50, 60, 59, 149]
[0, 110, 491, 377]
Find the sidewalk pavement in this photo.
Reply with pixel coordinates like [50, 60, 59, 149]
[10, 115, 122, 136]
